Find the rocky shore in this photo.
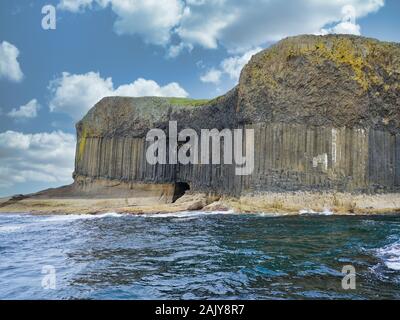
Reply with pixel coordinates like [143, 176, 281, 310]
[1, 191, 399, 215]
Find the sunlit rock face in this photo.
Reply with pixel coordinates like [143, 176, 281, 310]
[238, 35, 400, 131]
[74, 35, 400, 199]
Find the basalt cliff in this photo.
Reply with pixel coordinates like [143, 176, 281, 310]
[2, 34, 400, 215]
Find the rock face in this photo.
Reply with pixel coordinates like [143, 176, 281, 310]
[238, 35, 400, 131]
[73, 35, 400, 200]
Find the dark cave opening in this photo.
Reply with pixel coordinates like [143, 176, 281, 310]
[172, 182, 190, 203]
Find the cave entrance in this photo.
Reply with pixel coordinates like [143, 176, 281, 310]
[172, 182, 190, 203]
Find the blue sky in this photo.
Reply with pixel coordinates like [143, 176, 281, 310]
[0, 0, 399, 197]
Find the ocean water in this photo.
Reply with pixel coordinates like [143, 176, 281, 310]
[0, 211, 399, 300]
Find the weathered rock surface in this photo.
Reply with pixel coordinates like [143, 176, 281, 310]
[72, 35, 400, 199]
[238, 35, 400, 131]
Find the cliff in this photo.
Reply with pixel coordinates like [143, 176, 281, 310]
[2, 34, 399, 215]
[239, 35, 400, 131]
[74, 35, 400, 200]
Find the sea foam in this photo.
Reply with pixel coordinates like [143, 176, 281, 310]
[39, 212, 123, 222]
[377, 240, 400, 271]
[144, 210, 235, 219]
[299, 209, 333, 216]
[0, 225, 24, 233]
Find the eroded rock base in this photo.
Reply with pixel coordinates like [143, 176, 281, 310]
[1, 189, 399, 215]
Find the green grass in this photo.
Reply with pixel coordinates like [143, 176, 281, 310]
[166, 98, 211, 106]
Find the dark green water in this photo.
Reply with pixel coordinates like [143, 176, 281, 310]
[0, 212, 399, 299]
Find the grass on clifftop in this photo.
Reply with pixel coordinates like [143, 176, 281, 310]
[167, 98, 211, 106]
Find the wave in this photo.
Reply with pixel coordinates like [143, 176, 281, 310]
[376, 240, 400, 271]
[254, 212, 291, 217]
[145, 209, 336, 219]
[0, 225, 24, 233]
[39, 212, 124, 222]
[144, 210, 235, 219]
[299, 209, 333, 216]
[0, 213, 30, 219]
[0, 213, 125, 234]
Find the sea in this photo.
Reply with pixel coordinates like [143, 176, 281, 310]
[0, 211, 399, 299]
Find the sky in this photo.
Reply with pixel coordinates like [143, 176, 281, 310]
[0, 0, 399, 197]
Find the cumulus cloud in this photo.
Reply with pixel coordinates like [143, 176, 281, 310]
[58, 0, 384, 54]
[114, 78, 188, 97]
[220, 47, 262, 81]
[58, 0, 112, 12]
[49, 72, 113, 120]
[59, 0, 184, 45]
[0, 41, 24, 82]
[167, 42, 193, 58]
[0, 131, 75, 189]
[177, 3, 234, 49]
[200, 68, 222, 84]
[178, 0, 384, 52]
[49, 72, 188, 120]
[110, 0, 184, 45]
[201, 47, 262, 85]
[58, 0, 95, 12]
[7, 99, 40, 119]
[319, 5, 361, 35]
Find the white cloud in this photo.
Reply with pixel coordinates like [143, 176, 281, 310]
[58, 0, 112, 12]
[179, 0, 384, 52]
[167, 42, 193, 58]
[49, 72, 113, 120]
[0, 41, 24, 82]
[177, 4, 234, 49]
[319, 5, 361, 35]
[201, 47, 262, 85]
[321, 21, 360, 36]
[200, 68, 222, 84]
[59, 0, 184, 45]
[220, 47, 262, 81]
[59, 0, 384, 54]
[110, 0, 184, 45]
[49, 72, 188, 120]
[0, 131, 75, 188]
[114, 78, 188, 97]
[7, 99, 40, 119]
[58, 0, 95, 12]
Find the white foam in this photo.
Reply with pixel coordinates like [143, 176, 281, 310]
[144, 210, 235, 219]
[385, 261, 400, 271]
[92, 212, 123, 218]
[377, 240, 400, 271]
[39, 212, 123, 222]
[299, 209, 316, 214]
[255, 212, 290, 217]
[299, 209, 316, 215]
[0, 225, 24, 233]
[0, 214, 28, 219]
[299, 209, 333, 216]
[321, 208, 334, 216]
